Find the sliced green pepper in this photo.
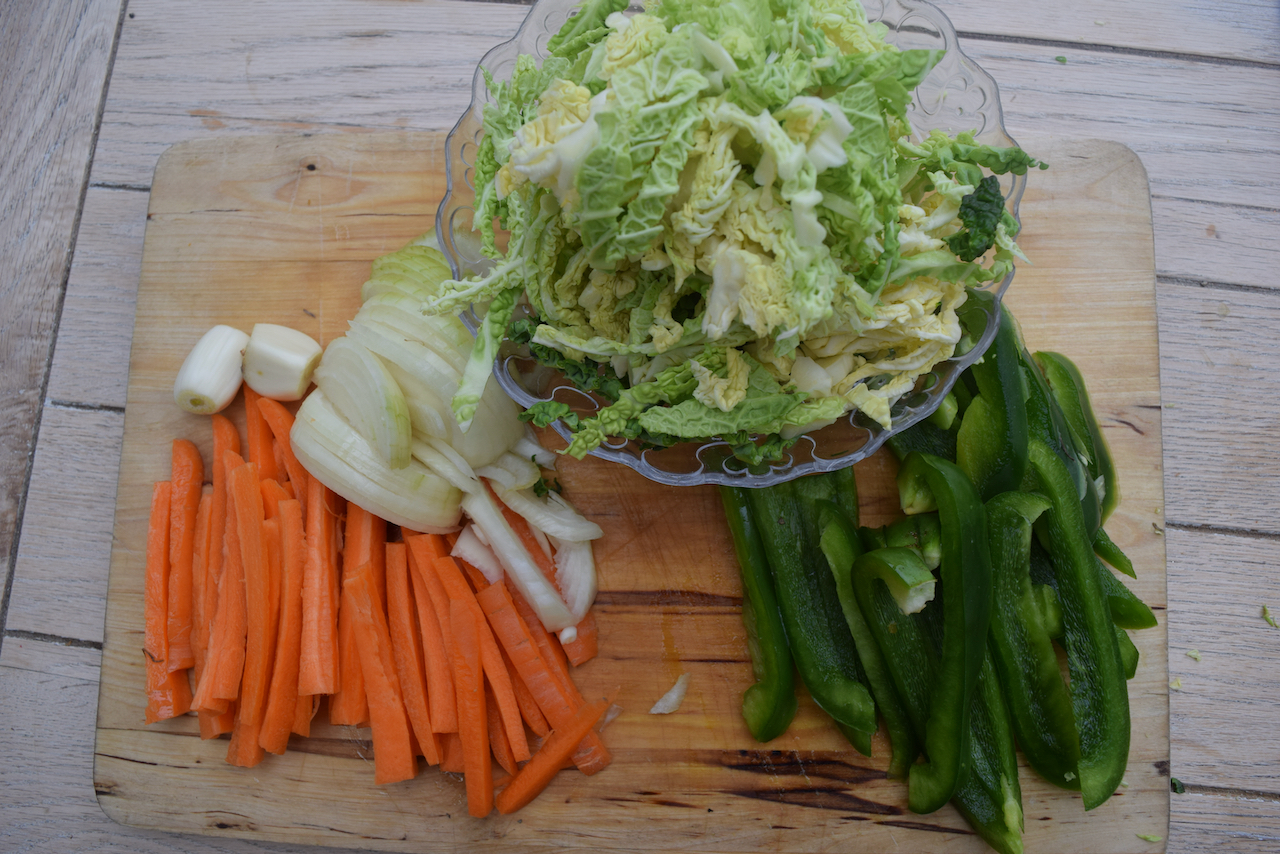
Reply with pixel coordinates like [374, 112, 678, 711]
[1098, 561, 1158, 630]
[1036, 350, 1120, 523]
[892, 452, 994, 813]
[819, 517, 920, 780]
[1028, 439, 1130, 810]
[957, 303, 1029, 500]
[720, 486, 797, 742]
[986, 490, 1082, 790]
[1116, 626, 1139, 680]
[747, 473, 878, 745]
[885, 513, 942, 570]
[953, 657, 1025, 854]
[1094, 527, 1136, 579]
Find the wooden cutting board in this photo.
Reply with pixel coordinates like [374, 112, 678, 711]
[96, 132, 1170, 852]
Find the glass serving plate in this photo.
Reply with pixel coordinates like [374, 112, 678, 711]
[436, 0, 1025, 487]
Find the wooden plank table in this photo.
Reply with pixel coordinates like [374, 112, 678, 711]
[92, 131, 1168, 852]
[2, 1, 1279, 852]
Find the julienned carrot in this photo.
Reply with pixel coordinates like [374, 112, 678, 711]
[405, 540, 458, 733]
[385, 543, 440, 766]
[346, 504, 387, 607]
[261, 478, 290, 520]
[243, 386, 278, 482]
[144, 481, 191, 723]
[207, 415, 240, 591]
[263, 514, 283, 646]
[256, 397, 310, 514]
[227, 461, 272, 768]
[450, 598, 493, 817]
[331, 506, 384, 726]
[330, 578, 369, 726]
[293, 694, 317, 738]
[486, 681, 518, 777]
[167, 440, 202, 672]
[441, 732, 465, 773]
[456, 557, 489, 593]
[261, 499, 304, 755]
[495, 700, 609, 815]
[346, 564, 417, 785]
[430, 553, 530, 762]
[298, 477, 338, 696]
[488, 581, 611, 775]
[492, 492, 598, 666]
[193, 449, 248, 710]
[190, 491, 213, 690]
[502, 642, 550, 738]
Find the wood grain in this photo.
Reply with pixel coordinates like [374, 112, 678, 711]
[92, 133, 1168, 852]
[0, 0, 123, 644]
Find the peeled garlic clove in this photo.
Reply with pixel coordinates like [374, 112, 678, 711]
[242, 323, 322, 401]
[173, 324, 249, 414]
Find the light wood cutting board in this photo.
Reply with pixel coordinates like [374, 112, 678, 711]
[96, 132, 1170, 852]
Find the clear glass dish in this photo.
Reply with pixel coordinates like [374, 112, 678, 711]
[436, 0, 1025, 487]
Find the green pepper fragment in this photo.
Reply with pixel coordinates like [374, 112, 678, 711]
[1116, 626, 1140, 680]
[891, 452, 994, 813]
[1036, 350, 1120, 523]
[885, 513, 942, 570]
[1028, 439, 1130, 810]
[986, 490, 1082, 790]
[952, 657, 1025, 854]
[1097, 560, 1158, 630]
[747, 472, 877, 746]
[720, 486, 798, 742]
[1094, 526, 1136, 578]
[956, 301, 1029, 500]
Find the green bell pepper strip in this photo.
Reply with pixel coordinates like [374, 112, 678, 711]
[885, 513, 942, 570]
[819, 514, 921, 780]
[1116, 626, 1139, 680]
[858, 525, 889, 552]
[747, 473, 878, 745]
[1098, 560, 1158, 630]
[956, 302, 1029, 501]
[1036, 350, 1120, 523]
[1094, 527, 1137, 579]
[928, 391, 960, 430]
[887, 419, 958, 462]
[720, 486, 798, 743]
[852, 548, 1023, 851]
[893, 452, 994, 813]
[986, 491, 1082, 790]
[1027, 439, 1130, 811]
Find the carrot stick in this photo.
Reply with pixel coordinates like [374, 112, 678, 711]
[298, 476, 338, 695]
[492, 492, 598, 665]
[329, 580, 369, 726]
[330, 506, 385, 726]
[293, 694, 317, 738]
[167, 440, 202, 672]
[346, 504, 387, 607]
[405, 540, 458, 734]
[495, 700, 609, 815]
[193, 449, 248, 709]
[226, 461, 273, 767]
[243, 385, 278, 482]
[207, 415, 240, 590]
[431, 554, 530, 762]
[385, 542, 440, 766]
[450, 598, 493, 817]
[190, 491, 213, 691]
[440, 732, 465, 773]
[456, 557, 490, 593]
[480, 581, 610, 775]
[501, 636, 550, 738]
[256, 397, 310, 512]
[261, 499, 305, 755]
[347, 564, 417, 785]
[273, 439, 289, 491]
[260, 478, 290, 520]
[144, 481, 191, 722]
[486, 681, 518, 777]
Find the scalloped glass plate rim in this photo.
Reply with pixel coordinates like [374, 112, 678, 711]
[435, 0, 1026, 487]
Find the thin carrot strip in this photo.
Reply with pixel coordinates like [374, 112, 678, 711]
[456, 557, 489, 593]
[329, 580, 369, 726]
[144, 481, 191, 722]
[261, 477, 290, 520]
[385, 543, 440, 766]
[167, 440, 202, 672]
[298, 476, 338, 695]
[261, 499, 305, 754]
[561, 611, 599, 667]
[243, 385, 278, 481]
[450, 598, 493, 817]
[190, 491, 213, 691]
[256, 397, 310, 513]
[431, 555, 530, 762]
[495, 700, 609, 815]
[195, 417, 239, 727]
[293, 694, 317, 738]
[440, 732, 465, 773]
[346, 504, 387, 607]
[272, 439, 289, 490]
[347, 564, 417, 785]
[405, 539, 458, 733]
[193, 449, 248, 709]
[486, 681, 518, 777]
[226, 461, 272, 768]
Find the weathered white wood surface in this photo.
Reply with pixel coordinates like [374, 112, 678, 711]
[3, 0, 1279, 852]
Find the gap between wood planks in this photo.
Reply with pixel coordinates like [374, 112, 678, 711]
[956, 30, 1280, 71]
[1158, 275, 1280, 298]
[0, 1, 129, 660]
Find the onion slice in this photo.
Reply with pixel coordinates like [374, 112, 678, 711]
[451, 525, 504, 585]
[649, 673, 691, 715]
[490, 482, 603, 542]
[312, 337, 412, 469]
[549, 536, 597, 622]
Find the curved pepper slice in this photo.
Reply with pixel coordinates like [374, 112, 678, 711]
[987, 490, 1082, 790]
[747, 472, 878, 745]
[893, 452, 994, 813]
[721, 486, 798, 743]
[1028, 439, 1130, 810]
[957, 301, 1029, 501]
[1035, 350, 1120, 523]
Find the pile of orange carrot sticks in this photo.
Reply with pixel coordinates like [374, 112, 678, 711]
[143, 389, 611, 815]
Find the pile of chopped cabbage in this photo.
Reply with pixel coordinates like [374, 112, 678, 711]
[426, 0, 1044, 462]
